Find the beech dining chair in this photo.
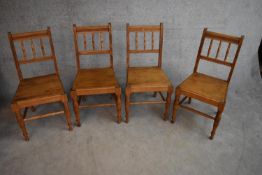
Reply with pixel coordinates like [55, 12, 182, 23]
[8, 27, 72, 141]
[70, 23, 122, 126]
[172, 28, 244, 139]
[125, 23, 173, 122]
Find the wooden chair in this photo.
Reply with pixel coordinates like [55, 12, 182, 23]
[8, 27, 72, 141]
[125, 23, 173, 122]
[172, 28, 244, 139]
[70, 23, 121, 125]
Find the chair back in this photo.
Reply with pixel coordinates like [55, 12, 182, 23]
[194, 28, 244, 82]
[126, 23, 164, 68]
[8, 27, 59, 80]
[73, 23, 113, 70]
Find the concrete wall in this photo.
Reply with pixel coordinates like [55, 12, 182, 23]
[0, 0, 262, 104]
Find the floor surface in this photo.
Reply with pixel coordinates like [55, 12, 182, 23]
[0, 92, 261, 175]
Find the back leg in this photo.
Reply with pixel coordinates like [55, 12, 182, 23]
[171, 88, 181, 123]
[115, 87, 122, 123]
[71, 91, 81, 127]
[63, 95, 73, 131]
[125, 87, 131, 123]
[163, 86, 173, 120]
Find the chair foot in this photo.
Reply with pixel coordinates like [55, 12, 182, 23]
[209, 135, 214, 140]
[162, 113, 166, 121]
[76, 122, 81, 127]
[24, 136, 30, 141]
[170, 119, 175, 123]
[125, 118, 129, 123]
[14, 109, 30, 141]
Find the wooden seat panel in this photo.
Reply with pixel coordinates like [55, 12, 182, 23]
[72, 68, 117, 90]
[179, 73, 228, 103]
[128, 67, 171, 87]
[13, 74, 64, 103]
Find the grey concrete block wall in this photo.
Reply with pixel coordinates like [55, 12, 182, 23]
[0, 0, 262, 104]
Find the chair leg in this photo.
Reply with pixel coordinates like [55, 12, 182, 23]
[125, 86, 131, 123]
[63, 95, 73, 131]
[171, 89, 181, 123]
[14, 109, 29, 141]
[210, 105, 224, 140]
[115, 87, 122, 124]
[163, 86, 173, 121]
[71, 91, 81, 127]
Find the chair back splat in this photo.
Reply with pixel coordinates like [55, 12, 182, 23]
[8, 27, 60, 80]
[193, 28, 244, 82]
[73, 23, 114, 70]
[126, 23, 164, 68]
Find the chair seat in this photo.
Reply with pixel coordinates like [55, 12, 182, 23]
[178, 73, 228, 104]
[127, 67, 171, 89]
[12, 74, 65, 105]
[72, 68, 118, 95]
